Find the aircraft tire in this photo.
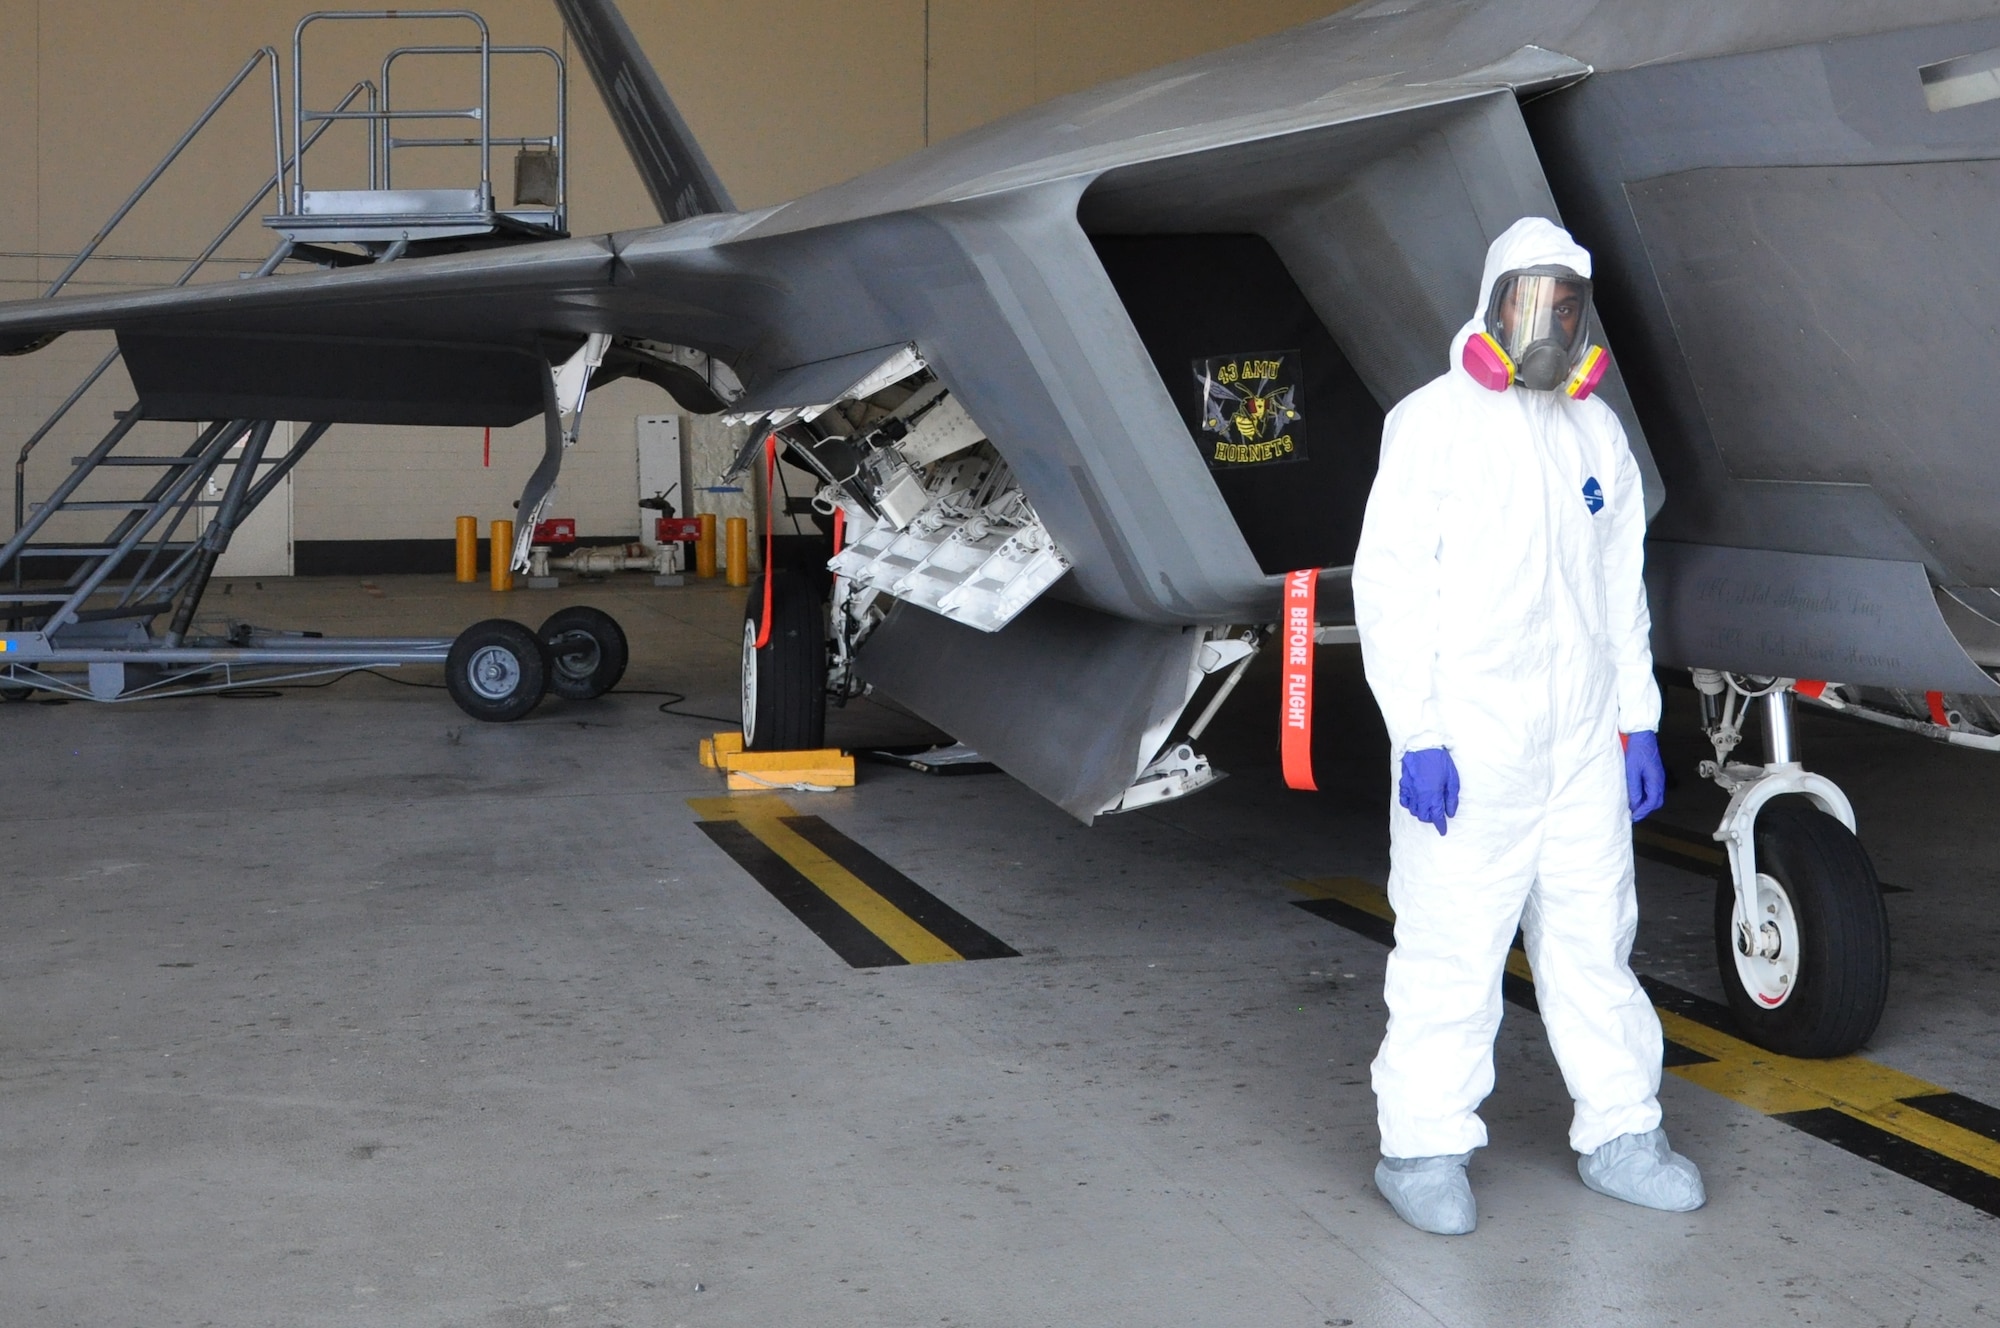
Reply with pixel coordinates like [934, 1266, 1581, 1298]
[741, 570, 825, 751]
[446, 618, 551, 723]
[538, 606, 628, 700]
[1711, 798, 1890, 1059]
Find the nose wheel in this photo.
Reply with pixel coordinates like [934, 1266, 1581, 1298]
[1695, 674, 1891, 1058]
[1710, 799, 1889, 1057]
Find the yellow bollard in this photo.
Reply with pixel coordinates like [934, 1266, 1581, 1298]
[490, 519, 513, 592]
[454, 515, 478, 583]
[695, 513, 717, 578]
[724, 516, 750, 588]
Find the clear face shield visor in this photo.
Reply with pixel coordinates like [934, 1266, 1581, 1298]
[1483, 268, 1592, 391]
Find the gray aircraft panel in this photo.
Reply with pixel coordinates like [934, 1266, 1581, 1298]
[740, 43, 1588, 240]
[1526, 13, 2000, 599]
[723, 343, 916, 417]
[855, 597, 1206, 822]
[1647, 541, 2000, 695]
[1628, 160, 2000, 586]
[728, 2, 2000, 240]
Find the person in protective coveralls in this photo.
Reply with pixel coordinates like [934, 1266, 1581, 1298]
[1351, 217, 1704, 1236]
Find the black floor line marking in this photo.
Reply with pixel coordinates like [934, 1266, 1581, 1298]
[1663, 1041, 1718, 1068]
[780, 816, 1019, 961]
[1900, 1092, 2000, 1146]
[696, 820, 907, 969]
[1297, 886, 2000, 1217]
[1292, 896, 1392, 948]
[1293, 899, 1710, 1061]
[1774, 1108, 2000, 1217]
[1638, 973, 1737, 1027]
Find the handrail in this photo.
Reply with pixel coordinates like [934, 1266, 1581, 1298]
[43, 47, 285, 300]
[13, 80, 375, 547]
[292, 10, 491, 207]
[380, 43, 565, 225]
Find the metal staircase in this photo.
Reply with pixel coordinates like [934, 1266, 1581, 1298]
[1, 10, 568, 700]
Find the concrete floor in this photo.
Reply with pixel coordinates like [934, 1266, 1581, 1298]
[2, 574, 1997, 1327]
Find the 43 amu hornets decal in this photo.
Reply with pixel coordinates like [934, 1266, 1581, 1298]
[1195, 350, 1306, 467]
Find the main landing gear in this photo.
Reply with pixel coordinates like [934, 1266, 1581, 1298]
[741, 570, 827, 751]
[1692, 672, 1891, 1058]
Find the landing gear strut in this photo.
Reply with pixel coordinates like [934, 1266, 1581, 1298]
[1693, 672, 1890, 1058]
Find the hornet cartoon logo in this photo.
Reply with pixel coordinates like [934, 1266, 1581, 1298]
[1195, 351, 1306, 468]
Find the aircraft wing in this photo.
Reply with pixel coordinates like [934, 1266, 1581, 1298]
[0, 215, 784, 425]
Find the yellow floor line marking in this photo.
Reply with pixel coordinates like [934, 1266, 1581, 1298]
[1288, 875, 2000, 1179]
[1634, 824, 1729, 866]
[690, 794, 962, 965]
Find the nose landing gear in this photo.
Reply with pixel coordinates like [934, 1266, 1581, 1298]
[1692, 672, 1891, 1058]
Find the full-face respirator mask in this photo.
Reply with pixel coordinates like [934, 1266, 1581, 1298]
[1461, 266, 1608, 401]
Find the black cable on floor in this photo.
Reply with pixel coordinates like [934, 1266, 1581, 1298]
[204, 669, 741, 723]
[655, 700, 742, 724]
[210, 669, 444, 696]
[595, 685, 739, 723]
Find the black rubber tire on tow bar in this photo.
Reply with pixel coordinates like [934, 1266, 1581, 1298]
[741, 570, 826, 751]
[445, 618, 551, 723]
[537, 606, 628, 700]
[1712, 798, 1891, 1058]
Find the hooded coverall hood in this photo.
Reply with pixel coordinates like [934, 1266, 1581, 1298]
[1449, 216, 1595, 377]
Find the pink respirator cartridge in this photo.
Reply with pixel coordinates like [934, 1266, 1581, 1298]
[1462, 332, 1516, 391]
[1564, 345, 1608, 401]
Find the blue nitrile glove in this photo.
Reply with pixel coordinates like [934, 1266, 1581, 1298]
[1398, 747, 1460, 836]
[1625, 730, 1666, 822]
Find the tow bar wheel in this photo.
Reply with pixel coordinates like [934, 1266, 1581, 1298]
[741, 570, 827, 751]
[446, 619, 550, 722]
[538, 606, 628, 700]
[1711, 799, 1891, 1058]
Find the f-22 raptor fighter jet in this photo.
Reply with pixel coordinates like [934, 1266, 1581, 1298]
[8, 0, 2000, 1059]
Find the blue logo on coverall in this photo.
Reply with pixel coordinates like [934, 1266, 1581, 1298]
[1582, 476, 1604, 514]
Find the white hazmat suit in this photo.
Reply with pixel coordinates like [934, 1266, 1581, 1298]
[1352, 217, 1664, 1161]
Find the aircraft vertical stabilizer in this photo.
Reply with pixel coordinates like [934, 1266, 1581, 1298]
[552, 0, 734, 221]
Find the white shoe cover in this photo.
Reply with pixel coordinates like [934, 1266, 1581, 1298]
[1578, 1127, 1706, 1211]
[1375, 1152, 1477, 1235]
